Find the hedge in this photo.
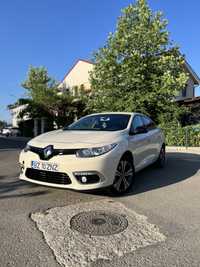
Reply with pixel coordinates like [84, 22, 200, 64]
[162, 124, 200, 147]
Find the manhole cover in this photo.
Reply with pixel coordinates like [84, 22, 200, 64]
[70, 210, 128, 236]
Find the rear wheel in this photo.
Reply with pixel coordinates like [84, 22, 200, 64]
[156, 146, 166, 168]
[111, 156, 134, 195]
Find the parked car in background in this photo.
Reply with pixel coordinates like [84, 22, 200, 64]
[1, 127, 11, 137]
[19, 112, 165, 195]
[1, 127, 21, 137]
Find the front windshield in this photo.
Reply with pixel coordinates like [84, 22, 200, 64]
[64, 114, 131, 131]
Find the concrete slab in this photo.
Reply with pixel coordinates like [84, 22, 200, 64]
[31, 199, 166, 267]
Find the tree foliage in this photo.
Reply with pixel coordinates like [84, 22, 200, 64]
[19, 66, 87, 127]
[88, 0, 188, 125]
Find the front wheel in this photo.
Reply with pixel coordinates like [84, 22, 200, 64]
[111, 157, 135, 195]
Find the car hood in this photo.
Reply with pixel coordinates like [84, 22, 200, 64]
[29, 129, 127, 149]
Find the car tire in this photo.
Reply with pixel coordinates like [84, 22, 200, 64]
[111, 156, 135, 195]
[156, 146, 166, 168]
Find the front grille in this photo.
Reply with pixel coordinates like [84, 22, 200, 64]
[25, 168, 71, 185]
[29, 145, 78, 160]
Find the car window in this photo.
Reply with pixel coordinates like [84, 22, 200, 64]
[130, 115, 144, 132]
[64, 114, 131, 131]
[142, 116, 156, 131]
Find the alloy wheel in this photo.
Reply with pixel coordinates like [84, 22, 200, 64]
[113, 159, 134, 194]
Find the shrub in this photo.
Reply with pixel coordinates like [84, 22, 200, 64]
[162, 124, 200, 147]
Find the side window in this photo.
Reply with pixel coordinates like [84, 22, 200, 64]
[182, 87, 187, 97]
[142, 116, 156, 131]
[130, 115, 144, 132]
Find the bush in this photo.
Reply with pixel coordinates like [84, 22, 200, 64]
[162, 124, 200, 147]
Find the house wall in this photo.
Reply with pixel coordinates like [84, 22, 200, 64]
[176, 77, 195, 101]
[10, 105, 28, 127]
[183, 78, 195, 98]
[60, 60, 94, 94]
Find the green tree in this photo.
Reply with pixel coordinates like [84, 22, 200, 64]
[20, 66, 80, 127]
[9, 67, 89, 130]
[88, 0, 188, 125]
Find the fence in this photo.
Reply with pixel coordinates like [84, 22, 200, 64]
[162, 127, 200, 147]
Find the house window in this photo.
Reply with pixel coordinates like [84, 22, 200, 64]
[182, 87, 187, 97]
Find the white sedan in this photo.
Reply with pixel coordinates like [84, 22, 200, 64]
[19, 112, 165, 195]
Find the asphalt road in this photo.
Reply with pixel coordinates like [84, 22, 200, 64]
[0, 137, 200, 266]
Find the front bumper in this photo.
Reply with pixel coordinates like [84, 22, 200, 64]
[19, 149, 121, 190]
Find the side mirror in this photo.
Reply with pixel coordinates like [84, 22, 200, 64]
[129, 126, 147, 135]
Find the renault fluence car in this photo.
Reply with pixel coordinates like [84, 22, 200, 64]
[19, 112, 165, 194]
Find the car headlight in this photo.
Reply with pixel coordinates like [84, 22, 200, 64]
[76, 143, 117, 158]
[24, 144, 30, 152]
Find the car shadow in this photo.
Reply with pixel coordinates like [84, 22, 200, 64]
[89, 152, 200, 197]
[0, 175, 50, 199]
[120, 152, 200, 197]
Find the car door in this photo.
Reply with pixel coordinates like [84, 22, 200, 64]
[128, 115, 149, 171]
[141, 115, 160, 163]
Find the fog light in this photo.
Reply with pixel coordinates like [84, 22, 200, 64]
[73, 171, 101, 184]
[81, 176, 87, 183]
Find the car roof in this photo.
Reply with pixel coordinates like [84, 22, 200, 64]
[84, 112, 151, 118]
[86, 112, 136, 116]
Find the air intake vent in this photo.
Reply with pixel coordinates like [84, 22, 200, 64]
[25, 168, 71, 185]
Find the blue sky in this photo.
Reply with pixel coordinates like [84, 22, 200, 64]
[0, 0, 200, 122]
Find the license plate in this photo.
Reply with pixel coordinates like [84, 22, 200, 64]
[31, 160, 58, 172]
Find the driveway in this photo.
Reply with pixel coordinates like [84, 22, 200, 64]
[0, 137, 200, 266]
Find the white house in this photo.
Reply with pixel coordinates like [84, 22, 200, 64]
[58, 59, 94, 94]
[9, 104, 28, 127]
[177, 61, 200, 99]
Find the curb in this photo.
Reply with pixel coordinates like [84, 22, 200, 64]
[166, 146, 200, 155]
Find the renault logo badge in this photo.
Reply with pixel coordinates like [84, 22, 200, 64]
[43, 145, 53, 159]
